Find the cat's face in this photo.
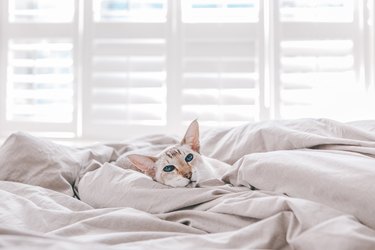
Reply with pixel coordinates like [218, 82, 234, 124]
[128, 120, 201, 187]
[152, 144, 200, 187]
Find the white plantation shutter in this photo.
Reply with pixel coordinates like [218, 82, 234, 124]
[82, 0, 168, 138]
[276, 0, 373, 121]
[0, 0, 374, 140]
[366, 0, 375, 87]
[180, 0, 260, 126]
[7, 40, 74, 122]
[0, 0, 77, 137]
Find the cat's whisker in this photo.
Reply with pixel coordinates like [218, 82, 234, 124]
[128, 120, 230, 188]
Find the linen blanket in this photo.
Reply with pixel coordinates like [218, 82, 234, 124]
[1, 118, 375, 249]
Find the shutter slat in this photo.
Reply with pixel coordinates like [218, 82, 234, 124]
[93, 56, 164, 72]
[92, 72, 165, 87]
[94, 39, 165, 56]
[9, 0, 74, 22]
[94, 0, 166, 22]
[281, 56, 354, 73]
[182, 0, 259, 23]
[280, 0, 353, 23]
[92, 88, 164, 104]
[183, 73, 257, 89]
[183, 24, 257, 39]
[281, 40, 353, 56]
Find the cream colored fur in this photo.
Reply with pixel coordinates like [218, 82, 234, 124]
[127, 120, 231, 187]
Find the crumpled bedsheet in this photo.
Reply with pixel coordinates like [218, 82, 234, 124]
[1, 118, 375, 249]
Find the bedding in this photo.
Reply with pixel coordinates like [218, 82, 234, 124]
[1, 118, 375, 249]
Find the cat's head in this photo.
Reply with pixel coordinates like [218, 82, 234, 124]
[127, 120, 201, 187]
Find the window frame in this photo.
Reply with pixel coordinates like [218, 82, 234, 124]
[0, 0, 374, 140]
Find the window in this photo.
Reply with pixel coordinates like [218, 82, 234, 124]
[181, 0, 259, 23]
[275, 0, 375, 121]
[94, 0, 166, 22]
[0, 0, 374, 140]
[180, 0, 260, 126]
[0, 0, 77, 138]
[83, 0, 168, 139]
[7, 39, 74, 123]
[9, 0, 74, 22]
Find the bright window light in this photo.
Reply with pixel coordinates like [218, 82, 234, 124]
[93, 0, 167, 22]
[9, 0, 74, 22]
[280, 0, 354, 22]
[7, 40, 74, 123]
[181, 0, 259, 23]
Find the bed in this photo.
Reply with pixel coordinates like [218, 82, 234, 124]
[1, 118, 375, 249]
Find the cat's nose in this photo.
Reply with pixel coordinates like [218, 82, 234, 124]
[184, 172, 192, 179]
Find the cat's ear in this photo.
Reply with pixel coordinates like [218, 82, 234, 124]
[181, 119, 200, 153]
[127, 154, 157, 177]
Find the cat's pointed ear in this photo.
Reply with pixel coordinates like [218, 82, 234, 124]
[181, 119, 200, 153]
[127, 154, 157, 177]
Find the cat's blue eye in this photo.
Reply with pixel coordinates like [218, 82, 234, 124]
[185, 153, 194, 163]
[163, 165, 175, 172]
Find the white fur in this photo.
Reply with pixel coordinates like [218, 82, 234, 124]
[127, 120, 231, 187]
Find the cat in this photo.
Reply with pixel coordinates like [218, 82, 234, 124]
[127, 120, 231, 187]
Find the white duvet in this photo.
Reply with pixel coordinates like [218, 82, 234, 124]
[1, 118, 375, 249]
